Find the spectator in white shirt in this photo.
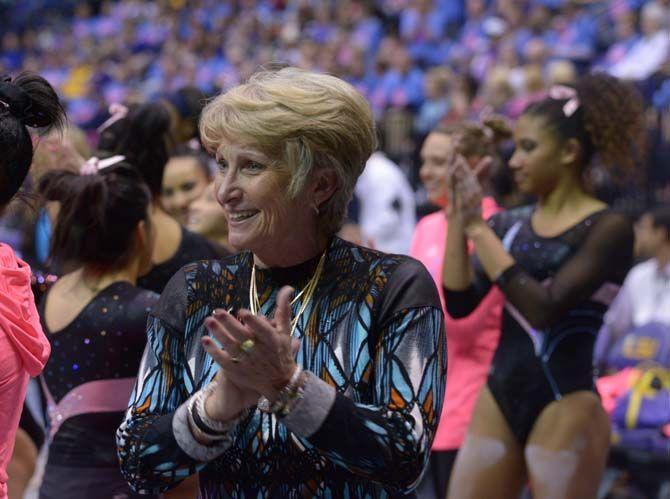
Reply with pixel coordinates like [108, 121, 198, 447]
[608, 2, 670, 81]
[595, 206, 670, 366]
[354, 151, 416, 254]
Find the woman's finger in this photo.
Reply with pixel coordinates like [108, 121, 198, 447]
[473, 155, 493, 179]
[274, 286, 294, 336]
[204, 317, 245, 357]
[212, 309, 254, 343]
[201, 335, 229, 366]
[237, 311, 283, 351]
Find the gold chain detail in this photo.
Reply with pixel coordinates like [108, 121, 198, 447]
[249, 250, 327, 336]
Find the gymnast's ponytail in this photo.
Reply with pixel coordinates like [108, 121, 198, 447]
[0, 72, 65, 206]
[39, 164, 151, 272]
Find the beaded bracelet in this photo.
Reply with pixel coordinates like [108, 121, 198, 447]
[257, 366, 307, 417]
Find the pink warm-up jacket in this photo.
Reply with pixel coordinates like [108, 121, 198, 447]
[410, 198, 503, 451]
[0, 244, 50, 497]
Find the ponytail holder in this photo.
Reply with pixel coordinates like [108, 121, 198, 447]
[548, 85, 580, 118]
[80, 155, 126, 175]
[96, 103, 129, 133]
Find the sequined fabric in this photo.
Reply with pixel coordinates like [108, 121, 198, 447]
[40, 282, 158, 467]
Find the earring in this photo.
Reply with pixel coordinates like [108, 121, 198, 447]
[312, 203, 320, 216]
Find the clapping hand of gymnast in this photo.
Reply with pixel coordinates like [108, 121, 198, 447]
[446, 150, 492, 231]
[200, 286, 301, 422]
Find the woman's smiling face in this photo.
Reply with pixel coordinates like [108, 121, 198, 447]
[213, 138, 312, 257]
[419, 131, 454, 207]
[161, 156, 210, 224]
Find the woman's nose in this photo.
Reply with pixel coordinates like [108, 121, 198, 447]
[217, 172, 240, 205]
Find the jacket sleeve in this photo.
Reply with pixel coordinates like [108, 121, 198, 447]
[281, 260, 447, 493]
[116, 268, 230, 494]
[494, 212, 633, 329]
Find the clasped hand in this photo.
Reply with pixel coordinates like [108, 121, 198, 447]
[201, 286, 301, 422]
[445, 151, 491, 229]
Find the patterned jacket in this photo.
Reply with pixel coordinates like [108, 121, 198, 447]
[117, 237, 446, 498]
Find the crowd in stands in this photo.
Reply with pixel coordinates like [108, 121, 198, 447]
[0, 1, 670, 498]
[1, 0, 670, 200]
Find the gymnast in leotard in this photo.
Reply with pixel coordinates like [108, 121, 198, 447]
[442, 73, 646, 499]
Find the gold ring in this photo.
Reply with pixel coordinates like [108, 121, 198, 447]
[240, 339, 255, 353]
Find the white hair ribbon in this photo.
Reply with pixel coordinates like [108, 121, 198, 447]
[96, 103, 129, 133]
[548, 85, 580, 118]
[80, 155, 126, 175]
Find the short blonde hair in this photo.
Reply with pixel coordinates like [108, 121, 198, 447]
[200, 67, 376, 235]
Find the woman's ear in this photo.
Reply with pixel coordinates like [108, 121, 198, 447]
[560, 138, 581, 167]
[311, 168, 339, 209]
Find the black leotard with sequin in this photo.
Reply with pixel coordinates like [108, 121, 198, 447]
[40, 282, 158, 467]
[445, 205, 633, 444]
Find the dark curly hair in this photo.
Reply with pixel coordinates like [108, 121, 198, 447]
[523, 73, 645, 175]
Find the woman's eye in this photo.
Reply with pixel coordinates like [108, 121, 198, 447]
[245, 161, 265, 171]
[217, 160, 228, 172]
[519, 140, 536, 151]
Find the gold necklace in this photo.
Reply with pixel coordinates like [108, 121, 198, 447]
[249, 250, 327, 336]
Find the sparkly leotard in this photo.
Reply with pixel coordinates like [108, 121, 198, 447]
[445, 206, 633, 444]
[117, 236, 447, 498]
[39, 282, 158, 498]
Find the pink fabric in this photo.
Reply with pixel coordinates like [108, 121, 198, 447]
[0, 244, 50, 498]
[410, 198, 503, 450]
[596, 368, 640, 415]
[41, 377, 136, 441]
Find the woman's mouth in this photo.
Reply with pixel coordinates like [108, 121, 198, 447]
[228, 210, 259, 222]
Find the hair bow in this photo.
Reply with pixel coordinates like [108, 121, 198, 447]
[96, 103, 129, 133]
[80, 155, 126, 175]
[548, 85, 580, 118]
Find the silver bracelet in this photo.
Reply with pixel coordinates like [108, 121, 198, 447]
[186, 399, 230, 444]
[188, 381, 239, 440]
[257, 366, 306, 417]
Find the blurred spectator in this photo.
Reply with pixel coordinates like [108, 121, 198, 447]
[161, 149, 212, 225]
[609, 1, 670, 80]
[370, 43, 424, 114]
[441, 73, 479, 124]
[552, 1, 598, 62]
[595, 206, 670, 370]
[474, 67, 514, 116]
[354, 151, 416, 254]
[162, 86, 208, 146]
[490, 38, 526, 94]
[98, 101, 221, 293]
[546, 58, 578, 86]
[185, 182, 231, 254]
[594, 11, 640, 71]
[414, 67, 452, 136]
